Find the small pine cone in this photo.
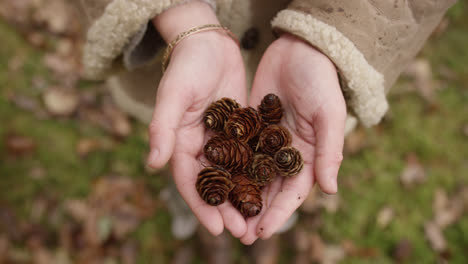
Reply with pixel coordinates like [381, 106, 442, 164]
[257, 124, 292, 154]
[258, 93, 283, 124]
[249, 154, 278, 186]
[196, 166, 233, 206]
[204, 135, 253, 171]
[225, 107, 262, 142]
[247, 135, 260, 151]
[204, 98, 240, 131]
[274, 147, 304, 177]
[229, 173, 263, 218]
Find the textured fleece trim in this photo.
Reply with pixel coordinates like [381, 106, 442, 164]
[83, 0, 216, 80]
[272, 10, 388, 127]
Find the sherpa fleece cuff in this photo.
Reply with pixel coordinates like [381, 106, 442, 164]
[272, 9, 388, 127]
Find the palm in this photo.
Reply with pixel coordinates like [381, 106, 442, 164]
[241, 35, 347, 244]
[150, 33, 249, 237]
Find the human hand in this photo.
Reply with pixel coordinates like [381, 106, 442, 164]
[241, 34, 347, 244]
[146, 1, 248, 237]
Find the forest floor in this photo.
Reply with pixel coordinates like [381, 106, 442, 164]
[0, 1, 467, 263]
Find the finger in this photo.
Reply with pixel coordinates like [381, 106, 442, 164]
[171, 152, 224, 236]
[147, 77, 191, 169]
[255, 164, 314, 240]
[217, 203, 247, 238]
[240, 178, 283, 245]
[313, 106, 346, 194]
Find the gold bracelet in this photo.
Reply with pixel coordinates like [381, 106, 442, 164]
[161, 24, 239, 73]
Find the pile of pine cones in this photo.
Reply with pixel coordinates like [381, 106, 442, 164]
[196, 94, 303, 218]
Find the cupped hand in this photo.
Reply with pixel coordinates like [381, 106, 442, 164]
[241, 34, 347, 244]
[147, 2, 248, 238]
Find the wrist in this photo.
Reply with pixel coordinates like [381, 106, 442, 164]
[278, 33, 337, 71]
[153, 1, 219, 43]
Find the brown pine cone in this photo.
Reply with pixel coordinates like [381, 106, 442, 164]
[204, 135, 253, 171]
[274, 147, 304, 177]
[258, 93, 283, 124]
[249, 154, 278, 187]
[229, 173, 263, 218]
[257, 124, 292, 154]
[196, 166, 234, 206]
[204, 98, 240, 131]
[225, 107, 262, 142]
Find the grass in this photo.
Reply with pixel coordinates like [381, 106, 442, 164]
[0, 1, 467, 263]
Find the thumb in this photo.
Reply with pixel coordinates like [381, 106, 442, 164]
[147, 79, 190, 169]
[313, 105, 346, 194]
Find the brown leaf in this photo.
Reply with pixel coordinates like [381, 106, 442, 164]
[300, 188, 340, 213]
[43, 87, 79, 116]
[76, 138, 101, 157]
[102, 97, 132, 137]
[0, 235, 9, 263]
[341, 240, 379, 259]
[309, 233, 325, 263]
[249, 235, 280, 264]
[293, 227, 310, 252]
[32, 0, 71, 34]
[5, 133, 36, 156]
[424, 221, 447, 253]
[8, 54, 25, 72]
[322, 245, 345, 264]
[433, 188, 464, 228]
[392, 239, 413, 262]
[403, 59, 438, 104]
[463, 123, 468, 137]
[376, 206, 394, 229]
[121, 240, 138, 264]
[344, 127, 368, 155]
[29, 166, 46, 180]
[400, 154, 426, 188]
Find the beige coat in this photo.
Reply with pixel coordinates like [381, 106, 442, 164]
[77, 0, 455, 127]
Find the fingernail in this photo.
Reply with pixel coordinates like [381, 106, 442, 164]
[325, 168, 338, 193]
[147, 149, 159, 167]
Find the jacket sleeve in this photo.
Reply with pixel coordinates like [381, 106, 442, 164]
[78, 0, 216, 80]
[271, 0, 456, 126]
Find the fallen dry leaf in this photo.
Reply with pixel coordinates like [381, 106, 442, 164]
[400, 154, 426, 188]
[433, 188, 465, 228]
[403, 59, 439, 105]
[322, 245, 345, 264]
[300, 188, 340, 213]
[309, 233, 325, 263]
[392, 239, 413, 262]
[424, 221, 447, 253]
[43, 87, 79, 116]
[341, 240, 378, 259]
[76, 138, 101, 157]
[102, 97, 132, 137]
[463, 124, 468, 137]
[32, 0, 73, 35]
[121, 240, 138, 264]
[344, 127, 368, 155]
[197, 229, 232, 264]
[8, 54, 25, 72]
[376, 206, 394, 229]
[29, 166, 46, 180]
[0, 235, 9, 263]
[5, 133, 36, 156]
[293, 227, 310, 252]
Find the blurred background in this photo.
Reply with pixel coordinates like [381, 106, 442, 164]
[0, 0, 467, 263]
